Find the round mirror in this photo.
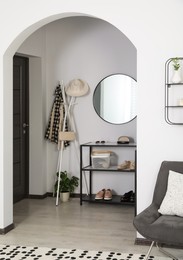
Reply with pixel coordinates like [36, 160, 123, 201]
[93, 74, 137, 124]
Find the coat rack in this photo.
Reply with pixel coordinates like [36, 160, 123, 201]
[55, 80, 89, 206]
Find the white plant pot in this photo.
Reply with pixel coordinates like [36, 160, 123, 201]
[60, 192, 70, 202]
[171, 70, 182, 83]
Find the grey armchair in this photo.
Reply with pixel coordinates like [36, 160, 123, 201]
[133, 161, 183, 260]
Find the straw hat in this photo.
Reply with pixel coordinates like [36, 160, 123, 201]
[117, 136, 130, 144]
[66, 79, 89, 97]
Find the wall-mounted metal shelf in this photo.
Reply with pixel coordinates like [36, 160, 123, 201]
[165, 57, 183, 125]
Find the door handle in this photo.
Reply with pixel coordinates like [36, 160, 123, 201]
[23, 123, 29, 128]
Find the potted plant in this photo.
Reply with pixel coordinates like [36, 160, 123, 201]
[171, 57, 182, 83]
[54, 171, 79, 202]
[172, 57, 180, 71]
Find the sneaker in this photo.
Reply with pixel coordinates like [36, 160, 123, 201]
[104, 189, 112, 200]
[130, 161, 135, 170]
[95, 189, 105, 200]
[117, 160, 131, 170]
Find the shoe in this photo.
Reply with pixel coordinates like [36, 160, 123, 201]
[104, 189, 112, 200]
[95, 189, 105, 200]
[130, 192, 135, 203]
[129, 161, 135, 170]
[117, 160, 131, 170]
[120, 190, 133, 202]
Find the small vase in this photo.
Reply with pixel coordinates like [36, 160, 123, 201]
[171, 70, 182, 83]
[60, 192, 70, 202]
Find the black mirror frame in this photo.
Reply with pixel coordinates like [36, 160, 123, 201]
[93, 73, 137, 125]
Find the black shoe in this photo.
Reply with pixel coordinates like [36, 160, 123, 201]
[120, 190, 133, 202]
[129, 192, 135, 203]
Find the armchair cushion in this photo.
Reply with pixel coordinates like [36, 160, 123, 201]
[158, 170, 183, 217]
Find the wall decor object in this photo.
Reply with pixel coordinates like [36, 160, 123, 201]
[93, 74, 137, 124]
[165, 57, 183, 125]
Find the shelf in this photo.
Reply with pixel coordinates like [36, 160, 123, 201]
[81, 142, 136, 148]
[165, 105, 183, 108]
[82, 165, 135, 172]
[81, 194, 135, 206]
[165, 57, 183, 125]
[80, 142, 136, 209]
[166, 83, 183, 87]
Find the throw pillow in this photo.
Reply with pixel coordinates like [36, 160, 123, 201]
[158, 170, 183, 217]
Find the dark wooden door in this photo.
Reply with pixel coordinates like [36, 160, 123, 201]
[13, 55, 29, 203]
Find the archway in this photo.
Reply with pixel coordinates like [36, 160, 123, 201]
[2, 12, 137, 233]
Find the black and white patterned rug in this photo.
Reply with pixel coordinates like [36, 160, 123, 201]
[0, 245, 169, 260]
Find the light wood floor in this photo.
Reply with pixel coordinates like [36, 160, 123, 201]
[1, 197, 183, 258]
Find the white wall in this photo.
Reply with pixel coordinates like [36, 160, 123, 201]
[0, 0, 183, 233]
[45, 17, 137, 194]
[18, 16, 137, 195]
[29, 57, 47, 195]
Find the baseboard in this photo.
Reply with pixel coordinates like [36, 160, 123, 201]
[0, 223, 14, 234]
[135, 238, 183, 249]
[135, 238, 152, 246]
[28, 193, 48, 199]
[47, 192, 54, 197]
[29, 193, 79, 199]
[70, 193, 80, 198]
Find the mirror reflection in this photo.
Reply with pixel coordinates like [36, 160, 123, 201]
[93, 74, 137, 124]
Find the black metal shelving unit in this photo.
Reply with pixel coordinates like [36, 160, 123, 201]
[80, 142, 137, 210]
[165, 57, 183, 125]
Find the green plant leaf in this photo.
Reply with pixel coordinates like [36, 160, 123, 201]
[171, 57, 180, 71]
[54, 171, 79, 194]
